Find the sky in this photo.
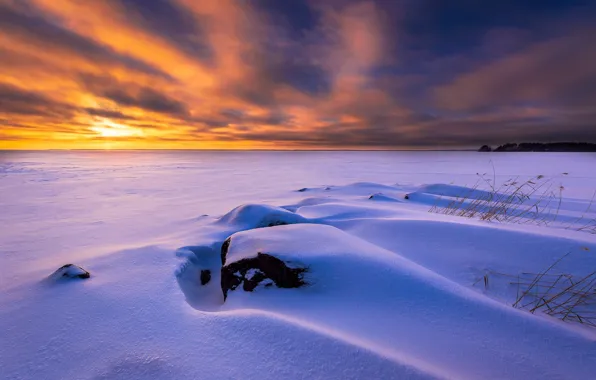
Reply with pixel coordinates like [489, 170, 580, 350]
[1, 0, 595, 150]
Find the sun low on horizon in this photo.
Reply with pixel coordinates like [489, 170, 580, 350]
[1, 0, 596, 150]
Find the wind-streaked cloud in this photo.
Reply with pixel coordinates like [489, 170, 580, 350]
[0, 0, 595, 149]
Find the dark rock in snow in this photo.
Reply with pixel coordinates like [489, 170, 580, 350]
[267, 220, 288, 227]
[200, 270, 211, 285]
[297, 188, 308, 192]
[221, 252, 307, 299]
[50, 264, 90, 280]
[404, 194, 410, 200]
[242, 270, 267, 292]
[368, 193, 402, 202]
[221, 237, 232, 265]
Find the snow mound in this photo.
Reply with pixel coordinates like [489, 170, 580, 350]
[405, 184, 498, 205]
[281, 196, 342, 212]
[296, 202, 402, 220]
[214, 223, 596, 379]
[175, 246, 223, 309]
[415, 183, 496, 199]
[349, 182, 400, 190]
[224, 223, 388, 265]
[324, 182, 402, 195]
[218, 204, 309, 229]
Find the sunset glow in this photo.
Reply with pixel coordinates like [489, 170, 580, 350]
[90, 120, 144, 138]
[1, 0, 595, 150]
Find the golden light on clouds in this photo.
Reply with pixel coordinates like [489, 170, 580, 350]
[1, 0, 595, 149]
[89, 119, 144, 139]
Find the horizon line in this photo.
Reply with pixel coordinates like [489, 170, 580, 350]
[0, 148, 479, 152]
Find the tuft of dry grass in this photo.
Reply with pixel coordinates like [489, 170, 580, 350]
[510, 251, 596, 328]
[566, 191, 596, 234]
[475, 249, 596, 328]
[429, 174, 564, 224]
[428, 173, 596, 233]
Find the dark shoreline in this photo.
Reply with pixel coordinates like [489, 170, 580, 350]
[479, 142, 596, 152]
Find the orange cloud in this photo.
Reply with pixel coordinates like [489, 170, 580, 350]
[1, 0, 595, 149]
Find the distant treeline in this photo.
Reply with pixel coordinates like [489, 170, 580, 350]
[478, 142, 596, 152]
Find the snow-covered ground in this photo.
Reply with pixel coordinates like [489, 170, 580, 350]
[1, 151, 596, 379]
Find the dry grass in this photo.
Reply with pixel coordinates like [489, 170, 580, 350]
[567, 191, 596, 234]
[429, 174, 563, 224]
[428, 172, 596, 233]
[510, 251, 596, 328]
[473, 249, 596, 328]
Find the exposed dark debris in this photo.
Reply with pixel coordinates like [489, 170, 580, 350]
[221, 252, 307, 299]
[53, 264, 90, 280]
[200, 269, 211, 285]
[267, 221, 288, 227]
[221, 237, 232, 265]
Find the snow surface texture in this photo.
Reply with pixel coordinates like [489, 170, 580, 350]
[1, 151, 596, 380]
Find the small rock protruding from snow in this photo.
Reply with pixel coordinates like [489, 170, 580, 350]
[49, 264, 90, 280]
[221, 252, 307, 299]
[368, 193, 402, 202]
[200, 270, 211, 285]
[221, 237, 232, 265]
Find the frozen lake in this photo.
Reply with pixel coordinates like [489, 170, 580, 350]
[1, 150, 596, 380]
[1, 151, 595, 273]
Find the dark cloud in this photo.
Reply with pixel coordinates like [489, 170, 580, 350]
[264, 55, 332, 96]
[0, 3, 172, 79]
[253, 0, 319, 36]
[134, 88, 189, 116]
[433, 27, 596, 112]
[79, 74, 189, 117]
[83, 108, 137, 120]
[0, 83, 74, 117]
[401, 0, 594, 55]
[216, 108, 292, 126]
[224, 106, 596, 148]
[113, 0, 213, 62]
